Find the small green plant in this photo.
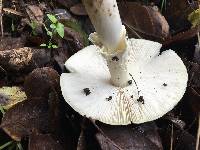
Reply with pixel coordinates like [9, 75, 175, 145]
[40, 14, 65, 49]
[0, 105, 23, 150]
[29, 21, 38, 36]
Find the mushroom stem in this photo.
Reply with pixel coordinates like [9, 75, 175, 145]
[83, 0, 129, 87]
[102, 50, 130, 87]
[82, 0, 126, 53]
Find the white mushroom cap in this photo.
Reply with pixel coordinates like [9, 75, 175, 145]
[60, 38, 188, 125]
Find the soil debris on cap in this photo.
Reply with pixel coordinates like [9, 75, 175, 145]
[137, 96, 144, 104]
[128, 80, 132, 85]
[106, 96, 112, 101]
[163, 83, 167, 86]
[83, 88, 91, 96]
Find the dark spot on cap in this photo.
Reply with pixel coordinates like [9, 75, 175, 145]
[137, 96, 144, 104]
[131, 95, 133, 98]
[83, 88, 91, 96]
[106, 96, 112, 101]
[112, 56, 119, 61]
[163, 83, 167, 86]
[113, 4, 116, 7]
[128, 80, 132, 85]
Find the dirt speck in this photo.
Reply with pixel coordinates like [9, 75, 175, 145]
[83, 88, 91, 96]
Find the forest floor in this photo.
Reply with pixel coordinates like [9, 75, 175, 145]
[0, 0, 200, 150]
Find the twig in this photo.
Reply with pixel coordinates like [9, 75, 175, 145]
[0, 0, 3, 37]
[170, 124, 174, 150]
[196, 113, 200, 150]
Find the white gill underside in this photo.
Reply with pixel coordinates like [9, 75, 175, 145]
[60, 38, 188, 125]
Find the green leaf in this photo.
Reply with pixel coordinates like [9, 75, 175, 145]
[30, 21, 37, 30]
[16, 142, 23, 150]
[47, 31, 53, 37]
[40, 43, 47, 47]
[188, 8, 200, 28]
[52, 45, 58, 48]
[0, 141, 13, 150]
[0, 105, 5, 115]
[50, 24, 56, 29]
[56, 23, 64, 38]
[47, 14, 58, 24]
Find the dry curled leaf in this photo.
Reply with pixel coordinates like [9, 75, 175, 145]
[163, 26, 200, 46]
[0, 86, 27, 110]
[0, 47, 51, 72]
[0, 37, 25, 51]
[29, 133, 64, 150]
[25, 5, 44, 25]
[0, 98, 49, 141]
[24, 67, 60, 99]
[118, 2, 169, 42]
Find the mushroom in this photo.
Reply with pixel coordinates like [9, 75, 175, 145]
[60, 0, 188, 125]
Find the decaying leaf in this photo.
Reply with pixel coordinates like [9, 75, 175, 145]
[188, 8, 200, 28]
[56, 0, 78, 8]
[0, 37, 25, 51]
[24, 67, 60, 99]
[53, 48, 70, 72]
[3, 8, 23, 17]
[0, 86, 27, 110]
[0, 47, 51, 72]
[25, 5, 44, 25]
[29, 133, 64, 150]
[118, 2, 169, 41]
[173, 130, 196, 150]
[0, 98, 49, 141]
[163, 26, 200, 46]
[164, 0, 199, 32]
[70, 3, 87, 16]
[94, 122, 163, 150]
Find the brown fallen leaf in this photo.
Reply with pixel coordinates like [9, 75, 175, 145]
[25, 4, 44, 35]
[118, 2, 169, 42]
[0, 37, 25, 51]
[77, 130, 87, 150]
[29, 133, 64, 150]
[24, 67, 60, 99]
[25, 5, 44, 25]
[0, 86, 27, 110]
[186, 87, 200, 114]
[0, 98, 49, 141]
[173, 130, 196, 150]
[53, 48, 70, 72]
[64, 26, 85, 53]
[163, 26, 200, 46]
[0, 47, 51, 72]
[94, 122, 163, 150]
[56, 0, 78, 9]
[70, 3, 87, 16]
[163, 0, 199, 32]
